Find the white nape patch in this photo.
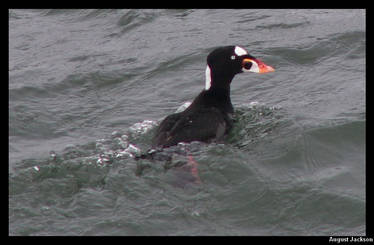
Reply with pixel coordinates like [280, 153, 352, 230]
[205, 65, 212, 90]
[234, 46, 248, 56]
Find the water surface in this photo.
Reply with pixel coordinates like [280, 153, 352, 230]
[9, 9, 365, 236]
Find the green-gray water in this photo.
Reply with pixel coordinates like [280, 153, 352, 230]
[9, 9, 365, 236]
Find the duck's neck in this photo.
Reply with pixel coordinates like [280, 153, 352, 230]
[205, 65, 235, 91]
[200, 65, 235, 113]
[187, 87, 233, 114]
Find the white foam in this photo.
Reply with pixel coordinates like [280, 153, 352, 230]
[115, 143, 140, 158]
[129, 120, 157, 134]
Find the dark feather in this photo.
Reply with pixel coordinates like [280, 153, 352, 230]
[152, 107, 232, 148]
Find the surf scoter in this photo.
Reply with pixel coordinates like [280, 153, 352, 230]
[152, 45, 274, 148]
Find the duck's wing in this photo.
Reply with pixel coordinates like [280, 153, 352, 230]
[152, 112, 183, 147]
[153, 108, 231, 148]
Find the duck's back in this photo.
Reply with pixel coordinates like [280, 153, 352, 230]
[152, 105, 232, 148]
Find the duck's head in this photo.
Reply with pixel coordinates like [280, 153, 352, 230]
[205, 45, 274, 90]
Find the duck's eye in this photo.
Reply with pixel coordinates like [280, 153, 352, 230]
[231, 55, 236, 60]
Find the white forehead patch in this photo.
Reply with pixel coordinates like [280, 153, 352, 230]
[234, 46, 248, 56]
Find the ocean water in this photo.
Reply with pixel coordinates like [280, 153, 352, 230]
[9, 9, 365, 236]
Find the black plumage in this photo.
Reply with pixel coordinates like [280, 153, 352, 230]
[152, 46, 274, 148]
